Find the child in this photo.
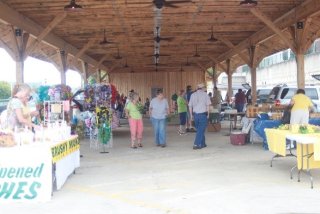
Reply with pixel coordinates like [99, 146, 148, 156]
[125, 92, 143, 148]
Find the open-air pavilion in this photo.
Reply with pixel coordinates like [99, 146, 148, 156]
[1, 0, 320, 213]
[1, 0, 320, 100]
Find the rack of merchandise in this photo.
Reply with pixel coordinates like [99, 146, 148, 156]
[43, 100, 65, 125]
[83, 83, 114, 152]
[38, 84, 72, 124]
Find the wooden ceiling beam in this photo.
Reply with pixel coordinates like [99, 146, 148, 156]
[215, 35, 250, 65]
[301, 18, 313, 53]
[0, 1, 109, 72]
[217, 0, 320, 63]
[250, 8, 297, 53]
[207, 56, 227, 72]
[72, 39, 96, 66]
[111, 0, 143, 68]
[9, 25, 19, 58]
[0, 35, 16, 60]
[25, 12, 67, 57]
[96, 54, 110, 69]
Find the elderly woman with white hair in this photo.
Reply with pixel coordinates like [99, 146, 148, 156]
[125, 91, 144, 149]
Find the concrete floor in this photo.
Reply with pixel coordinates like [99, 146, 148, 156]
[2, 118, 320, 214]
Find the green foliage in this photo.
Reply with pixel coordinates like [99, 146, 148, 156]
[0, 81, 11, 99]
[206, 67, 215, 77]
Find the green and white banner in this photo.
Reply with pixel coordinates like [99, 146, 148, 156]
[0, 145, 52, 202]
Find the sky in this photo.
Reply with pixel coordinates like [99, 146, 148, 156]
[0, 48, 82, 90]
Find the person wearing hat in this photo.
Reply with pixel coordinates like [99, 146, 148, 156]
[188, 83, 211, 149]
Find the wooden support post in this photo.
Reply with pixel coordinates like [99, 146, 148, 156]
[251, 67, 257, 104]
[249, 46, 257, 105]
[226, 59, 232, 103]
[81, 61, 88, 86]
[101, 72, 108, 83]
[296, 53, 305, 89]
[97, 69, 101, 83]
[59, 50, 67, 85]
[212, 63, 218, 94]
[14, 29, 29, 84]
[16, 59, 24, 84]
[294, 20, 306, 89]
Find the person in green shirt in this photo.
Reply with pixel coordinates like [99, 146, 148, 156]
[177, 90, 187, 134]
[125, 92, 143, 148]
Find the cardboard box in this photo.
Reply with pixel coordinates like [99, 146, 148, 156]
[207, 123, 221, 132]
[246, 106, 259, 118]
[310, 113, 320, 118]
[271, 112, 282, 120]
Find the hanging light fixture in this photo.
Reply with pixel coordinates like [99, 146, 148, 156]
[64, 0, 83, 11]
[208, 26, 218, 42]
[240, 0, 258, 7]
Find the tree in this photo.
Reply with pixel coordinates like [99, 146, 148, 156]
[0, 81, 11, 99]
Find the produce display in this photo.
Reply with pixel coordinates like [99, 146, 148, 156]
[278, 124, 320, 134]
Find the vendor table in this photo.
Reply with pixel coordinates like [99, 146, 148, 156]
[0, 135, 80, 202]
[286, 134, 320, 189]
[253, 118, 320, 149]
[265, 129, 320, 188]
[224, 111, 245, 136]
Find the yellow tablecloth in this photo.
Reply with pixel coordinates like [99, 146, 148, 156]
[265, 129, 290, 156]
[265, 128, 320, 170]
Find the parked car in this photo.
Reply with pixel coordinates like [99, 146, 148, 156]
[256, 87, 273, 104]
[241, 83, 272, 104]
[267, 84, 320, 111]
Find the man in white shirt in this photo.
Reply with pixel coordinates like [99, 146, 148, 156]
[188, 83, 211, 149]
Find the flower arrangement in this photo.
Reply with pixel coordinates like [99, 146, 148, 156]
[83, 83, 117, 111]
[38, 85, 50, 102]
[48, 84, 72, 101]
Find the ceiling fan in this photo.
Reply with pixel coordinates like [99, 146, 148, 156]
[208, 26, 218, 42]
[100, 29, 114, 45]
[154, 27, 174, 43]
[153, 0, 193, 9]
[193, 45, 200, 57]
[114, 48, 122, 59]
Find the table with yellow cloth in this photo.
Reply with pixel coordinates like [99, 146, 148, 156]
[265, 128, 320, 169]
[265, 128, 320, 188]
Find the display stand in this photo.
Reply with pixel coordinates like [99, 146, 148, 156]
[43, 101, 65, 125]
[83, 84, 113, 153]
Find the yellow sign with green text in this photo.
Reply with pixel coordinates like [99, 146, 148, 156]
[51, 137, 80, 163]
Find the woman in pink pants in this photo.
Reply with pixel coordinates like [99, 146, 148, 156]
[125, 92, 143, 148]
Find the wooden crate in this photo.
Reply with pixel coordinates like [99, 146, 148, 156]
[207, 123, 221, 132]
[272, 105, 287, 111]
[246, 106, 259, 118]
[310, 113, 320, 118]
[260, 104, 270, 112]
[271, 112, 282, 120]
